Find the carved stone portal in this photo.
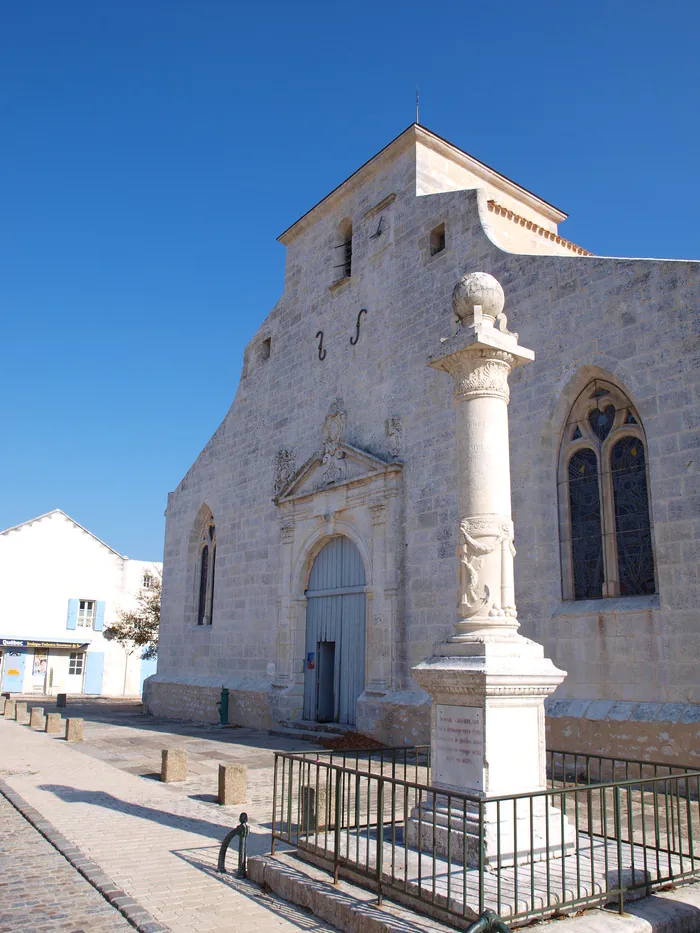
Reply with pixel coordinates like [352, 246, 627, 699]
[273, 403, 403, 720]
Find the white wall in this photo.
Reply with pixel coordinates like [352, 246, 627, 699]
[0, 511, 161, 696]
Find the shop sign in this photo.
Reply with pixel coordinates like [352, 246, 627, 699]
[0, 638, 88, 649]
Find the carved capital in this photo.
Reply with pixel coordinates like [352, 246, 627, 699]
[441, 349, 514, 403]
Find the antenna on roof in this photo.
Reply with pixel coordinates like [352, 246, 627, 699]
[416, 87, 420, 125]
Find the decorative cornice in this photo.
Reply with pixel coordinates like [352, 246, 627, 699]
[487, 200, 593, 256]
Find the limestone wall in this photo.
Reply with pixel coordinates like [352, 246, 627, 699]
[153, 137, 700, 758]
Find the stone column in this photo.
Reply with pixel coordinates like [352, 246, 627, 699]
[409, 272, 573, 866]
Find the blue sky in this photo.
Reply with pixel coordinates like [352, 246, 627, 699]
[1, 1, 697, 559]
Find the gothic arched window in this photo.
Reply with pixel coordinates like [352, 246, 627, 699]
[558, 380, 656, 601]
[197, 521, 216, 624]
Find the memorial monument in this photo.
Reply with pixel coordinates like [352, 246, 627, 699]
[409, 271, 574, 866]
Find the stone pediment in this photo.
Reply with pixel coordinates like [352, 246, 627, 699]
[274, 398, 401, 505]
[274, 442, 398, 504]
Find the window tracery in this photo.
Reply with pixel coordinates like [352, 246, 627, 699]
[558, 379, 655, 600]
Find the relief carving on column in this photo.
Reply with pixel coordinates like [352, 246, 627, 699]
[457, 518, 516, 619]
[442, 350, 514, 404]
[274, 450, 296, 494]
[321, 399, 347, 485]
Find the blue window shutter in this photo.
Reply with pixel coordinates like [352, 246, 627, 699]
[66, 599, 79, 630]
[94, 601, 106, 631]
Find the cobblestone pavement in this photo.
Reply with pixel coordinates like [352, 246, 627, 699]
[0, 706, 335, 933]
[0, 792, 132, 932]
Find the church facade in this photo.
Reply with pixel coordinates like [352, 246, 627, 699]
[145, 124, 700, 765]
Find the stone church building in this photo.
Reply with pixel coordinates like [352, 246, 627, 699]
[145, 124, 700, 765]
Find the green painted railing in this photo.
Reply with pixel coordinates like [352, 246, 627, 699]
[270, 746, 700, 928]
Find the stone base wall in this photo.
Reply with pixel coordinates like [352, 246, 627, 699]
[546, 698, 700, 770]
[143, 677, 223, 724]
[143, 678, 700, 770]
[356, 691, 430, 746]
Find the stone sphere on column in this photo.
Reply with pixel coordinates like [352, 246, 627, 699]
[452, 272, 505, 324]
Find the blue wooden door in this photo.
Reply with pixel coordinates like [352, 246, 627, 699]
[303, 537, 366, 725]
[83, 652, 105, 694]
[2, 649, 26, 693]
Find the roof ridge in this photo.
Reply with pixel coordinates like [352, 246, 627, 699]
[0, 509, 126, 559]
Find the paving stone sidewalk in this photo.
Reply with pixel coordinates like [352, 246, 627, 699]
[0, 792, 132, 932]
[0, 716, 334, 933]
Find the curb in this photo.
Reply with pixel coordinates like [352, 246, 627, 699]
[248, 853, 700, 933]
[0, 778, 171, 933]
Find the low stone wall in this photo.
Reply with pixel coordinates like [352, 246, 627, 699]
[356, 691, 430, 747]
[546, 698, 700, 770]
[143, 678, 222, 724]
[143, 675, 276, 730]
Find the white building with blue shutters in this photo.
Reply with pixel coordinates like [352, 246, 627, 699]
[0, 509, 161, 697]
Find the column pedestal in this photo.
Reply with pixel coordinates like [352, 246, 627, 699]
[409, 637, 575, 867]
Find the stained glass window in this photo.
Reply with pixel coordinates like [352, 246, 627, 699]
[568, 448, 604, 599]
[589, 405, 615, 442]
[559, 379, 656, 601]
[611, 438, 655, 596]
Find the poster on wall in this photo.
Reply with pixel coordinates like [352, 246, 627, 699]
[33, 649, 48, 676]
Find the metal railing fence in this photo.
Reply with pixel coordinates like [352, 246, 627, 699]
[270, 747, 700, 928]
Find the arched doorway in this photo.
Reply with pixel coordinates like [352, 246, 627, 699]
[303, 536, 366, 725]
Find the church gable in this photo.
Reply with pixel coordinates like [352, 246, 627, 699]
[274, 399, 400, 504]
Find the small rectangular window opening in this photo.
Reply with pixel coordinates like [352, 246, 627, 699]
[69, 652, 84, 676]
[77, 599, 95, 628]
[261, 337, 271, 360]
[430, 223, 446, 256]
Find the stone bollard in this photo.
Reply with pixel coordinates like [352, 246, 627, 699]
[15, 702, 28, 724]
[218, 764, 247, 805]
[161, 748, 187, 782]
[3, 699, 16, 719]
[65, 718, 84, 742]
[45, 712, 63, 734]
[300, 783, 335, 832]
[56, 693, 67, 709]
[29, 707, 45, 729]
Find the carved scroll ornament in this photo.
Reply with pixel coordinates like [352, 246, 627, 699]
[321, 399, 347, 485]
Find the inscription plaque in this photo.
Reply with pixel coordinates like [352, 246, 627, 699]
[435, 704, 484, 791]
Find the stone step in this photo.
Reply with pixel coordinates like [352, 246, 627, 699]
[281, 719, 359, 735]
[247, 851, 460, 933]
[270, 725, 342, 743]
